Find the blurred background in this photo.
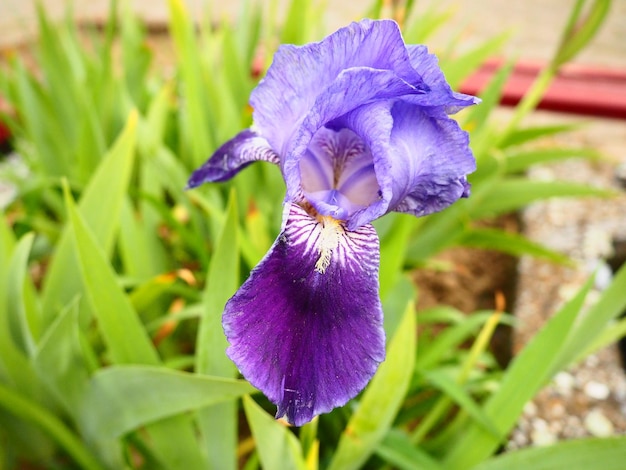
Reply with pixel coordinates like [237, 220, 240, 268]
[2, 0, 626, 67]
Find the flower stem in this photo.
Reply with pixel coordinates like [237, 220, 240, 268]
[0, 383, 105, 470]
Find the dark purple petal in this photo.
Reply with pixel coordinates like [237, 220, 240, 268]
[251, 19, 426, 157]
[405, 45, 480, 113]
[223, 203, 385, 426]
[186, 129, 279, 189]
[387, 101, 476, 216]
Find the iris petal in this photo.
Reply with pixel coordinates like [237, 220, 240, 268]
[187, 129, 279, 188]
[388, 101, 476, 216]
[251, 19, 427, 157]
[223, 203, 385, 426]
[300, 127, 381, 220]
[405, 45, 480, 112]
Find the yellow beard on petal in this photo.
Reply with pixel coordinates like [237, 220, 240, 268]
[314, 216, 344, 274]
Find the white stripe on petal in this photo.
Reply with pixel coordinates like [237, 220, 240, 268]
[284, 204, 380, 276]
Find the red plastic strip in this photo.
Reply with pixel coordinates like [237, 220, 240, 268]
[460, 58, 626, 120]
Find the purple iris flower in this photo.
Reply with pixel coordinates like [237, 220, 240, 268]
[188, 19, 478, 426]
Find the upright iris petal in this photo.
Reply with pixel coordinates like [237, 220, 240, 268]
[300, 127, 381, 220]
[187, 19, 479, 425]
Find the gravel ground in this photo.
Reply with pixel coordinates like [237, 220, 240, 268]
[509, 110, 626, 447]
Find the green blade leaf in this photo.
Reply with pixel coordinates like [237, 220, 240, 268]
[422, 369, 500, 438]
[66, 185, 160, 366]
[0, 382, 105, 470]
[378, 213, 416, 299]
[555, 261, 626, 371]
[32, 300, 90, 418]
[443, 277, 594, 468]
[505, 147, 602, 174]
[469, 179, 613, 219]
[499, 123, 582, 148]
[80, 366, 255, 439]
[440, 33, 509, 89]
[472, 436, 626, 470]
[459, 228, 573, 265]
[243, 396, 307, 470]
[6, 233, 37, 356]
[167, 0, 214, 165]
[375, 430, 443, 470]
[196, 190, 240, 470]
[328, 301, 417, 470]
[41, 110, 138, 328]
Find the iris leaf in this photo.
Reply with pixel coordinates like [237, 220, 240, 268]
[499, 123, 583, 148]
[375, 429, 443, 470]
[32, 300, 89, 418]
[41, 110, 138, 329]
[472, 436, 626, 470]
[459, 228, 572, 265]
[328, 301, 416, 470]
[505, 147, 603, 174]
[243, 396, 307, 470]
[66, 184, 208, 468]
[469, 179, 613, 219]
[167, 0, 214, 166]
[5, 232, 37, 356]
[79, 366, 254, 439]
[440, 33, 509, 89]
[554, 262, 626, 371]
[196, 190, 240, 470]
[443, 276, 593, 468]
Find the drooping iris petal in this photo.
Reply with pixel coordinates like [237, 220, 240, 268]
[251, 19, 427, 157]
[388, 101, 476, 216]
[299, 127, 381, 220]
[405, 45, 480, 112]
[223, 203, 385, 426]
[186, 129, 279, 188]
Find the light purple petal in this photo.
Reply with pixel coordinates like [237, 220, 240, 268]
[299, 127, 381, 220]
[251, 19, 426, 157]
[282, 68, 424, 204]
[223, 203, 385, 426]
[388, 101, 476, 216]
[405, 45, 480, 113]
[187, 129, 279, 188]
[326, 101, 395, 230]
[329, 99, 476, 228]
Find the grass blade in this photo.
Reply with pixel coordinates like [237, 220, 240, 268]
[41, 111, 138, 328]
[243, 396, 307, 470]
[459, 228, 572, 265]
[443, 277, 593, 468]
[328, 301, 416, 470]
[80, 366, 255, 439]
[473, 436, 626, 470]
[195, 191, 240, 470]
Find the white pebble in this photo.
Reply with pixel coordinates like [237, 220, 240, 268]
[523, 401, 538, 416]
[553, 372, 575, 396]
[531, 426, 557, 446]
[584, 409, 614, 437]
[584, 381, 610, 400]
